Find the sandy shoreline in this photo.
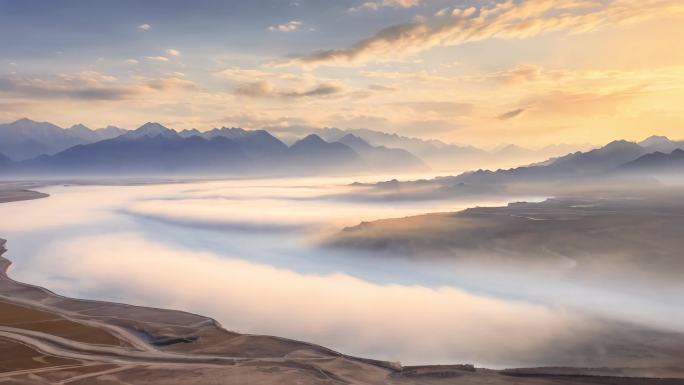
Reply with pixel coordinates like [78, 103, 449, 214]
[1, 192, 684, 384]
[0, 189, 49, 204]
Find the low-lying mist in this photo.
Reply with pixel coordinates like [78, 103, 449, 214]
[1, 177, 683, 368]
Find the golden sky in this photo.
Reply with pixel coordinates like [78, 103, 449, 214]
[1, 0, 683, 147]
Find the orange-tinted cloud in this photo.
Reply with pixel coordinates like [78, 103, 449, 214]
[279, 0, 684, 68]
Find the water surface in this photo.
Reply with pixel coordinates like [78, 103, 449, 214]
[0, 177, 679, 367]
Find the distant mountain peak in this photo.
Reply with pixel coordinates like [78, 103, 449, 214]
[296, 134, 327, 145]
[7, 117, 58, 128]
[179, 128, 201, 136]
[136, 122, 171, 132]
[206, 126, 249, 138]
[498, 144, 527, 151]
[606, 139, 631, 145]
[68, 123, 90, 131]
[494, 144, 532, 155]
[124, 122, 177, 139]
[338, 133, 373, 150]
[639, 135, 672, 147]
[602, 140, 641, 151]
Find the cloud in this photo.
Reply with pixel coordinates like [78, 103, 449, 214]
[361, 69, 450, 82]
[349, 0, 422, 12]
[137, 23, 151, 31]
[468, 64, 547, 85]
[481, 65, 684, 120]
[145, 56, 169, 62]
[281, 83, 343, 98]
[522, 86, 645, 116]
[215, 66, 348, 100]
[235, 81, 275, 98]
[400, 101, 475, 117]
[221, 113, 315, 130]
[368, 84, 396, 92]
[214, 67, 305, 83]
[235, 80, 344, 99]
[0, 75, 138, 101]
[145, 77, 197, 91]
[498, 107, 527, 120]
[278, 0, 684, 67]
[0, 72, 197, 101]
[269, 20, 302, 32]
[124, 59, 139, 65]
[165, 49, 181, 57]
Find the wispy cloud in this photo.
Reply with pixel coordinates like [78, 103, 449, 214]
[0, 72, 196, 101]
[467, 64, 547, 85]
[269, 20, 302, 32]
[145, 56, 169, 62]
[498, 107, 527, 120]
[349, 0, 422, 12]
[235, 81, 344, 99]
[214, 67, 305, 83]
[0, 74, 138, 101]
[278, 0, 684, 68]
[165, 49, 181, 57]
[137, 23, 151, 31]
[521, 86, 646, 116]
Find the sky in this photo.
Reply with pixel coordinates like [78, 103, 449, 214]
[0, 0, 683, 147]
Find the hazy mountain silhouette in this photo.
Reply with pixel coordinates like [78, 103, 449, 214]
[287, 134, 365, 172]
[639, 135, 672, 148]
[363, 139, 672, 200]
[65, 123, 126, 142]
[0, 118, 597, 172]
[448, 140, 648, 185]
[491, 144, 534, 158]
[638, 135, 684, 154]
[540, 140, 647, 174]
[312, 127, 486, 166]
[0, 118, 125, 160]
[619, 149, 684, 173]
[7, 124, 372, 176]
[119, 122, 179, 140]
[203, 128, 289, 160]
[303, 126, 594, 170]
[203, 127, 254, 139]
[3, 119, 680, 179]
[337, 134, 426, 171]
[18, 134, 246, 175]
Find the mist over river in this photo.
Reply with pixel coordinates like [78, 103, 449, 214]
[1, 176, 682, 368]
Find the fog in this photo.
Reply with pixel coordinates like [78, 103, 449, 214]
[0, 177, 682, 368]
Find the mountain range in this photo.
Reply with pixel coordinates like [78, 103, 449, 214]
[366, 136, 684, 198]
[0, 118, 597, 173]
[448, 138, 684, 185]
[0, 121, 424, 176]
[0, 118, 126, 161]
[0, 119, 682, 178]
[620, 148, 684, 173]
[274, 126, 596, 170]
